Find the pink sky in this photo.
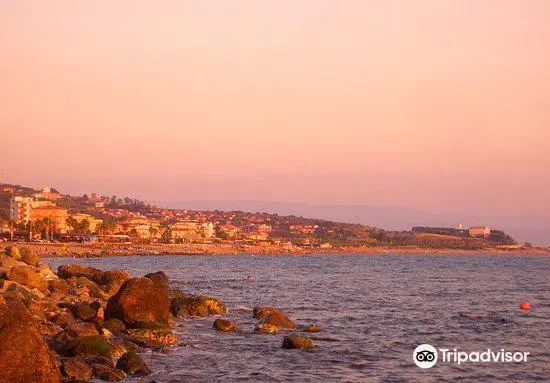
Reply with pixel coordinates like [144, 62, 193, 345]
[1, 0, 549, 216]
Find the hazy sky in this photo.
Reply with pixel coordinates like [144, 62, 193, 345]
[1, 0, 549, 216]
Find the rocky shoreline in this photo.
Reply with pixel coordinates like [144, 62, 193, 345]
[0, 246, 318, 383]
[2, 241, 548, 258]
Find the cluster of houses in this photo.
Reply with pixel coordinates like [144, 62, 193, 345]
[2, 187, 283, 244]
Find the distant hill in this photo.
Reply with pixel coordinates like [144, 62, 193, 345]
[162, 200, 549, 246]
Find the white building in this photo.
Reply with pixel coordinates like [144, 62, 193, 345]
[9, 196, 54, 222]
[469, 226, 491, 237]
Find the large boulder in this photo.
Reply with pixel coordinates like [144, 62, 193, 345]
[8, 265, 49, 291]
[127, 328, 177, 345]
[0, 297, 61, 383]
[48, 278, 70, 293]
[144, 271, 169, 290]
[101, 269, 131, 296]
[171, 295, 227, 318]
[105, 277, 170, 329]
[282, 334, 316, 350]
[262, 311, 296, 329]
[62, 335, 121, 358]
[76, 301, 102, 321]
[213, 318, 239, 332]
[115, 351, 152, 376]
[57, 264, 104, 284]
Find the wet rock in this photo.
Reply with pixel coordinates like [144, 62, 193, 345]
[105, 277, 170, 329]
[103, 318, 126, 334]
[62, 335, 116, 358]
[282, 334, 316, 350]
[116, 351, 152, 376]
[128, 328, 177, 345]
[171, 295, 228, 318]
[67, 322, 99, 337]
[213, 318, 239, 332]
[253, 306, 278, 320]
[58, 264, 104, 285]
[144, 271, 169, 290]
[262, 311, 296, 329]
[91, 364, 126, 382]
[101, 270, 131, 296]
[0, 297, 61, 383]
[254, 323, 279, 333]
[8, 265, 49, 291]
[304, 324, 321, 333]
[61, 357, 93, 381]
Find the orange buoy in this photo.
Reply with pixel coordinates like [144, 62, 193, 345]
[520, 302, 531, 311]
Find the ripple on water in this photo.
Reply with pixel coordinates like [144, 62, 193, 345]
[45, 254, 550, 382]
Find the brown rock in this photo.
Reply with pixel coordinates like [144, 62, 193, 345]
[213, 318, 239, 332]
[254, 323, 279, 333]
[19, 247, 40, 266]
[115, 351, 152, 376]
[62, 335, 115, 358]
[103, 318, 126, 333]
[171, 295, 227, 318]
[304, 324, 321, 333]
[282, 334, 316, 350]
[101, 270, 131, 296]
[61, 357, 93, 381]
[76, 276, 99, 290]
[5, 246, 21, 260]
[91, 364, 126, 381]
[58, 264, 104, 284]
[8, 265, 49, 291]
[0, 298, 61, 383]
[0, 254, 26, 268]
[128, 328, 177, 345]
[67, 322, 99, 337]
[2, 279, 41, 300]
[253, 306, 278, 320]
[52, 312, 77, 328]
[105, 277, 170, 329]
[144, 271, 169, 290]
[49, 278, 70, 293]
[262, 311, 296, 329]
[76, 301, 101, 321]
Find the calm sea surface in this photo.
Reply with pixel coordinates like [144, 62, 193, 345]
[45, 254, 550, 382]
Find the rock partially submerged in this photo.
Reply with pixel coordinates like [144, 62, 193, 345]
[213, 318, 239, 332]
[171, 294, 227, 317]
[262, 310, 296, 329]
[254, 323, 279, 333]
[116, 351, 152, 376]
[105, 277, 171, 329]
[282, 334, 316, 350]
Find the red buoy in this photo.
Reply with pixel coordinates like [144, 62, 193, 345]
[520, 302, 531, 311]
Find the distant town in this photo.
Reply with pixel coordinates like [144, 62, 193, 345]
[0, 183, 547, 256]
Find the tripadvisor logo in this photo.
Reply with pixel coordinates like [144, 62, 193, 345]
[413, 344, 530, 368]
[414, 344, 438, 368]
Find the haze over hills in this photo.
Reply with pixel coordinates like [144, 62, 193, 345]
[163, 200, 550, 246]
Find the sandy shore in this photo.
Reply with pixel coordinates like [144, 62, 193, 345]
[3, 241, 548, 257]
